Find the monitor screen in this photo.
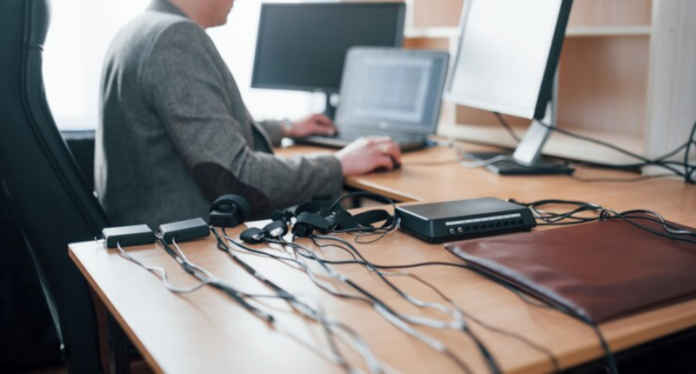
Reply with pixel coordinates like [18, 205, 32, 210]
[252, 3, 406, 93]
[337, 48, 449, 134]
[445, 0, 572, 119]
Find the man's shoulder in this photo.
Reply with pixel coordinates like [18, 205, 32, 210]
[108, 11, 206, 61]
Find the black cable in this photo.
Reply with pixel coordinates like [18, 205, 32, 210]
[327, 191, 395, 213]
[308, 233, 575, 373]
[212, 227, 324, 320]
[460, 263, 619, 374]
[564, 143, 689, 171]
[685, 121, 696, 182]
[228, 191, 682, 373]
[351, 228, 393, 244]
[405, 271, 561, 371]
[512, 199, 696, 245]
[310, 218, 628, 373]
[534, 120, 695, 183]
[264, 243, 554, 312]
[242, 235, 592, 373]
[312, 234, 470, 319]
[306, 236, 619, 372]
[491, 113, 696, 183]
[536, 122, 681, 174]
[210, 227, 386, 373]
[227, 227, 624, 373]
[605, 210, 696, 244]
[293, 239, 476, 372]
[294, 191, 400, 245]
[222, 227, 481, 372]
[308, 235, 561, 372]
[493, 112, 522, 143]
[156, 236, 275, 323]
[310, 236, 358, 260]
[263, 236, 479, 374]
[328, 192, 398, 235]
[160, 234, 390, 371]
[568, 173, 680, 183]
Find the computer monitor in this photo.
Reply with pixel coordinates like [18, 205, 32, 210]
[251, 2, 406, 118]
[445, 0, 575, 175]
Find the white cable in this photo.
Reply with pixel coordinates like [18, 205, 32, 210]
[229, 236, 389, 373]
[116, 242, 209, 294]
[171, 238, 216, 279]
[272, 320, 347, 367]
[375, 305, 446, 353]
[454, 149, 510, 168]
[286, 241, 468, 372]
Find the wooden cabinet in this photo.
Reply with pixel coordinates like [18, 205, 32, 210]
[394, 0, 696, 166]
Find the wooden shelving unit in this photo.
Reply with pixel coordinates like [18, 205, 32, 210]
[566, 26, 652, 37]
[387, 0, 696, 166]
[405, 26, 653, 39]
[438, 122, 644, 164]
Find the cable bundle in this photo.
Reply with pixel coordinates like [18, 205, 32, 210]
[510, 199, 696, 245]
[491, 115, 696, 184]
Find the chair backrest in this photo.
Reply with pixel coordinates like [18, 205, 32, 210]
[0, 0, 109, 372]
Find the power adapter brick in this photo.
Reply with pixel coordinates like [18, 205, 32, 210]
[103, 225, 155, 248]
[158, 218, 210, 244]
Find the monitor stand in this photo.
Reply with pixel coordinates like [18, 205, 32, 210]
[320, 91, 339, 120]
[463, 73, 574, 176]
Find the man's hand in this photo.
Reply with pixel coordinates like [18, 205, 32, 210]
[286, 114, 336, 138]
[335, 137, 402, 176]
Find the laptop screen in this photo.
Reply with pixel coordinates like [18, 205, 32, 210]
[336, 48, 449, 135]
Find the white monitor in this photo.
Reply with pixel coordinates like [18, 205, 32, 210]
[444, 0, 575, 174]
[445, 0, 572, 120]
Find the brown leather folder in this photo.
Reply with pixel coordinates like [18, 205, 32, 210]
[445, 218, 696, 323]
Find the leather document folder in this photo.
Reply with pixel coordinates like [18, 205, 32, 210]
[445, 218, 696, 323]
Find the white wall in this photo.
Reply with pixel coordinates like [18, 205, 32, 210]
[43, 0, 321, 130]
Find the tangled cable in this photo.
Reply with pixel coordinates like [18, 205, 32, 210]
[509, 199, 696, 245]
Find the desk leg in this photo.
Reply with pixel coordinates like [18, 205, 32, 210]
[107, 312, 131, 374]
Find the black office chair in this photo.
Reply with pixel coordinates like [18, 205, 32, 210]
[0, 0, 109, 372]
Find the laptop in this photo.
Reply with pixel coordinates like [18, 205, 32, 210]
[297, 47, 450, 152]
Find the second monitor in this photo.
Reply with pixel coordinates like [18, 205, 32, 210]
[251, 2, 406, 118]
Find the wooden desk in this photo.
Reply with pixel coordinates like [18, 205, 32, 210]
[70, 143, 695, 373]
[278, 143, 696, 225]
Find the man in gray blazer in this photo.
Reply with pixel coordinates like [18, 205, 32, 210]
[97, 0, 401, 227]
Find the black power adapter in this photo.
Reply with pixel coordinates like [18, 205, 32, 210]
[158, 218, 210, 244]
[103, 225, 155, 248]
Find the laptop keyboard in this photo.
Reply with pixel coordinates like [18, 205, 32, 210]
[331, 129, 424, 143]
[299, 129, 428, 152]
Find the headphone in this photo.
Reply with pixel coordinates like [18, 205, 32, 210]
[231, 192, 398, 244]
[209, 194, 251, 228]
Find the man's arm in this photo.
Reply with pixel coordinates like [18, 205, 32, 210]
[258, 115, 338, 147]
[257, 120, 284, 146]
[141, 21, 343, 217]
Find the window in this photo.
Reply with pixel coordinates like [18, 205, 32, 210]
[44, 0, 318, 130]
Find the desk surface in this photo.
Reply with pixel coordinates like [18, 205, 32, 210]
[70, 143, 696, 374]
[279, 143, 695, 224]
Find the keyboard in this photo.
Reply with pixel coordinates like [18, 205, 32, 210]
[297, 129, 428, 152]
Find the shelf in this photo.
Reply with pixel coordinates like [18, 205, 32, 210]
[403, 26, 651, 41]
[566, 26, 652, 37]
[404, 27, 459, 39]
[437, 122, 645, 165]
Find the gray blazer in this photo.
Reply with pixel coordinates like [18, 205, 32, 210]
[96, 0, 343, 228]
